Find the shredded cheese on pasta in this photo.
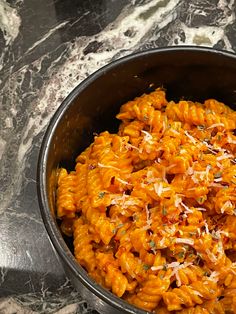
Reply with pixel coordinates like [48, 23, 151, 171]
[57, 89, 236, 313]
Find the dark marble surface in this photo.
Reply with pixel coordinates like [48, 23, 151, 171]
[0, 0, 236, 313]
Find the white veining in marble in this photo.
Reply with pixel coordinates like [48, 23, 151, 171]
[0, 0, 21, 45]
[1, 0, 235, 217]
[0, 137, 6, 160]
[14, 0, 235, 174]
[0, 298, 35, 313]
[176, 23, 232, 48]
[0, 287, 95, 314]
[0, 0, 236, 312]
[25, 21, 69, 55]
[0, 0, 183, 213]
[20, 0, 182, 144]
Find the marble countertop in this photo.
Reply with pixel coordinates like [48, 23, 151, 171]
[0, 0, 235, 313]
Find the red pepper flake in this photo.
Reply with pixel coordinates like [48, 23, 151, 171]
[88, 164, 96, 170]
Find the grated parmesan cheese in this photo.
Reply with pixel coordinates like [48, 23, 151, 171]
[125, 143, 141, 152]
[217, 241, 224, 255]
[170, 129, 180, 135]
[193, 170, 209, 182]
[184, 131, 196, 144]
[208, 271, 220, 283]
[217, 154, 233, 161]
[192, 290, 203, 297]
[221, 200, 233, 214]
[180, 202, 193, 213]
[145, 205, 152, 228]
[218, 230, 229, 237]
[98, 163, 120, 170]
[141, 130, 153, 142]
[205, 164, 211, 181]
[175, 195, 182, 208]
[214, 178, 222, 182]
[202, 142, 217, 155]
[204, 142, 232, 158]
[170, 262, 193, 286]
[187, 188, 197, 191]
[196, 207, 207, 211]
[161, 167, 168, 183]
[154, 182, 163, 197]
[151, 261, 181, 271]
[186, 167, 194, 176]
[227, 136, 236, 145]
[176, 238, 194, 245]
[204, 221, 210, 234]
[159, 237, 166, 247]
[116, 178, 130, 185]
[206, 249, 218, 263]
[165, 225, 176, 235]
[163, 187, 171, 193]
[207, 123, 224, 129]
[110, 194, 141, 208]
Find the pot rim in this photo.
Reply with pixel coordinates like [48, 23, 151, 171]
[37, 45, 236, 313]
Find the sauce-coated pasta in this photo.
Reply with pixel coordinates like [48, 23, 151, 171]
[57, 88, 236, 313]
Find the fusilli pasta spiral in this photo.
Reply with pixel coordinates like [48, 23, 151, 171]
[56, 88, 236, 313]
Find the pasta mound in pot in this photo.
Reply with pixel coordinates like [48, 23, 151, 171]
[56, 88, 236, 313]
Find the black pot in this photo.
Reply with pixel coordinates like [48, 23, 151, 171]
[37, 46, 236, 314]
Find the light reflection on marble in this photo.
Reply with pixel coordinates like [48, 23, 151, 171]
[0, 0, 235, 313]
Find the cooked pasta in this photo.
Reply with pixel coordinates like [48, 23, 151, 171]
[56, 88, 236, 313]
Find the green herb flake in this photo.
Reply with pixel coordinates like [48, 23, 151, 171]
[98, 191, 106, 199]
[197, 125, 205, 130]
[143, 115, 149, 122]
[217, 135, 222, 141]
[117, 223, 124, 229]
[162, 206, 167, 216]
[214, 172, 222, 179]
[178, 252, 185, 258]
[162, 264, 168, 271]
[112, 229, 117, 234]
[223, 185, 229, 190]
[197, 197, 205, 204]
[120, 230, 126, 235]
[149, 240, 156, 248]
[159, 274, 164, 279]
[143, 264, 150, 271]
